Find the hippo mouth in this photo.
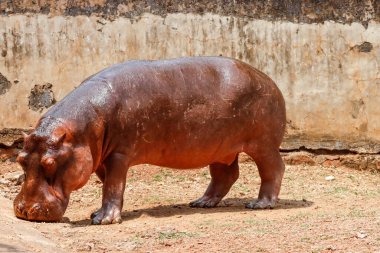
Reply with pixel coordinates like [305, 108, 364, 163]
[13, 194, 68, 222]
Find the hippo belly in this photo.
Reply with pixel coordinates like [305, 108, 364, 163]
[130, 96, 253, 168]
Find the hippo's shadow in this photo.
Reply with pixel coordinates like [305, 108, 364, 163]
[0, 243, 26, 253]
[68, 198, 313, 226]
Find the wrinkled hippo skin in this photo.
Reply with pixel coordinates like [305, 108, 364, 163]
[14, 57, 286, 224]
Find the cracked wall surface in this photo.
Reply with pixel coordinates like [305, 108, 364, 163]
[0, 2, 379, 153]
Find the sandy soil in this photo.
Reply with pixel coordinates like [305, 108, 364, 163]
[1, 159, 379, 253]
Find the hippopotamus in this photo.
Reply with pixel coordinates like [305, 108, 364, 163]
[14, 57, 286, 225]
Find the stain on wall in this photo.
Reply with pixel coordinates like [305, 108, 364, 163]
[0, 72, 11, 95]
[28, 83, 56, 112]
[352, 42, 374, 53]
[351, 99, 365, 119]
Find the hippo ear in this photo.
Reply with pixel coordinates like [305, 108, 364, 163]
[51, 133, 66, 147]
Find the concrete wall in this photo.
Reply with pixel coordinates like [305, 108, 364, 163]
[0, 1, 379, 153]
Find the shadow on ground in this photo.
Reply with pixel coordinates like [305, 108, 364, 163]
[68, 198, 313, 227]
[0, 243, 27, 253]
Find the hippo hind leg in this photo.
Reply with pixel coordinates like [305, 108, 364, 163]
[245, 144, 285, 209]
[190, 155, 239, 208]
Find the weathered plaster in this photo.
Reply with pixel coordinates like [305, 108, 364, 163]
[0, 13, 379, 152]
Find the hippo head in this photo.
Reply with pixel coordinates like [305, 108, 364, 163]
[14, 128, 93, 222]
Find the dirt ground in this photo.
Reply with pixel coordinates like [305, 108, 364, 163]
[0, 158, 379, 253]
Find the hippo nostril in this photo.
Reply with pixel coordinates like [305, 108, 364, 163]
[31, 203, 40, 210]
[15, 202, 25, 215]
[28, 203, 41, 216]
[22, 209, 28, 218]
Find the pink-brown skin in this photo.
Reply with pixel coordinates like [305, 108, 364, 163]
[14, 57, 286, 225]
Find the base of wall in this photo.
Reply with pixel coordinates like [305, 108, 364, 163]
[1, 128, 379, 172]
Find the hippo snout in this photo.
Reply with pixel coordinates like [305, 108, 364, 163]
[13, 194, 66, 222]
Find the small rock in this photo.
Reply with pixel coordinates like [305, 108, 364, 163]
[356, 231, 368, 239]
[60, 217, 70, 223]
[283, 152, 316, 166]
[86, 243, 94, 250]
[4, 171, 24, 182]
[326, 245, 336, 251]
[325, 175, 335, 181]
[96, 18, 108, 25]
[16, 174, 25, 185]
[0, 178, 10, 185]
[77, 243, 94, 251]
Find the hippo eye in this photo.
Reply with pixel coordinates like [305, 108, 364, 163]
[41, 156, 57, 176]
[41, 157, 55, 167]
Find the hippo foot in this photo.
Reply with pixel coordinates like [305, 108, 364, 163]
[245, 198, 277, 209]
[90, 205, 122, 225]
[189, 196, 221, 208]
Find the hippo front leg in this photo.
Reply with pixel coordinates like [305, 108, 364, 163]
[91, 153, 129, 225]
